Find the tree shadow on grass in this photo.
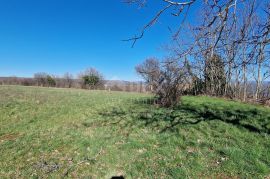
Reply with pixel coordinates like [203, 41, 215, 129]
[136, 109, 202, 133]
[97, 101, 270, 135]
[180, 103, 270, 134]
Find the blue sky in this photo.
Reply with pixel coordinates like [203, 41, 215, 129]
[0, 0, 194, 81]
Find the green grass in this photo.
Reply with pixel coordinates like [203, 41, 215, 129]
[0, 85, 269, 178]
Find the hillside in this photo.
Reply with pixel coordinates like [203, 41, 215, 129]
[0, 85, 269, 178]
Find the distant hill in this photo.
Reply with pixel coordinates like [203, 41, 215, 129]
[0, 76, 148, 93]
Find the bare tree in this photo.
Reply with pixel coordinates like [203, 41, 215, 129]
[124, 0, 238, 47]
[34, 72, 48, 87]
[135, 58, 161, 92]
[136, 57, 192, 107]
[63, 72, 73, 88]
[128, 0, 270, 105]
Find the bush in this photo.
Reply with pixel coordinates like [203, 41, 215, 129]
[80, 68, 104, 89]
[46, 75, 56, 87]
[136, 58, 192, 107]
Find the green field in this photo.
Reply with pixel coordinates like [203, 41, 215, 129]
[0, 85, 270, 178]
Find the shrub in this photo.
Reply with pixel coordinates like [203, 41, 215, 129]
[79, 68, 104, 89]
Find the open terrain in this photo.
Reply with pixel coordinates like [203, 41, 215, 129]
[0, 85, 270, 178]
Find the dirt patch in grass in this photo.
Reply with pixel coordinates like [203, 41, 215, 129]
[208, 173, 240, 179]
[0, 133, 22, 142]
[34, 161, 61, 174]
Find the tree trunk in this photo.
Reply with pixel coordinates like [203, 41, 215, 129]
[255, 44, 264, 101]
[243, 63, 247, 101]
[255, 61, 262, 100]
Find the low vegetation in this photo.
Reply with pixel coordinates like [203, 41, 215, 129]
[0, 85, 269, 178]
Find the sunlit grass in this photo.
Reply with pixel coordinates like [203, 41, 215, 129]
[0, 85, 269, 178]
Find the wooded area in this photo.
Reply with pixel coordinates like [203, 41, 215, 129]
[128, 0, 270, 106]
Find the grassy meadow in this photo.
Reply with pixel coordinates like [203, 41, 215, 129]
[0, 85, 270, 178]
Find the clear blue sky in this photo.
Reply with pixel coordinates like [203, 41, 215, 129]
[0, 0, 199, 81]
